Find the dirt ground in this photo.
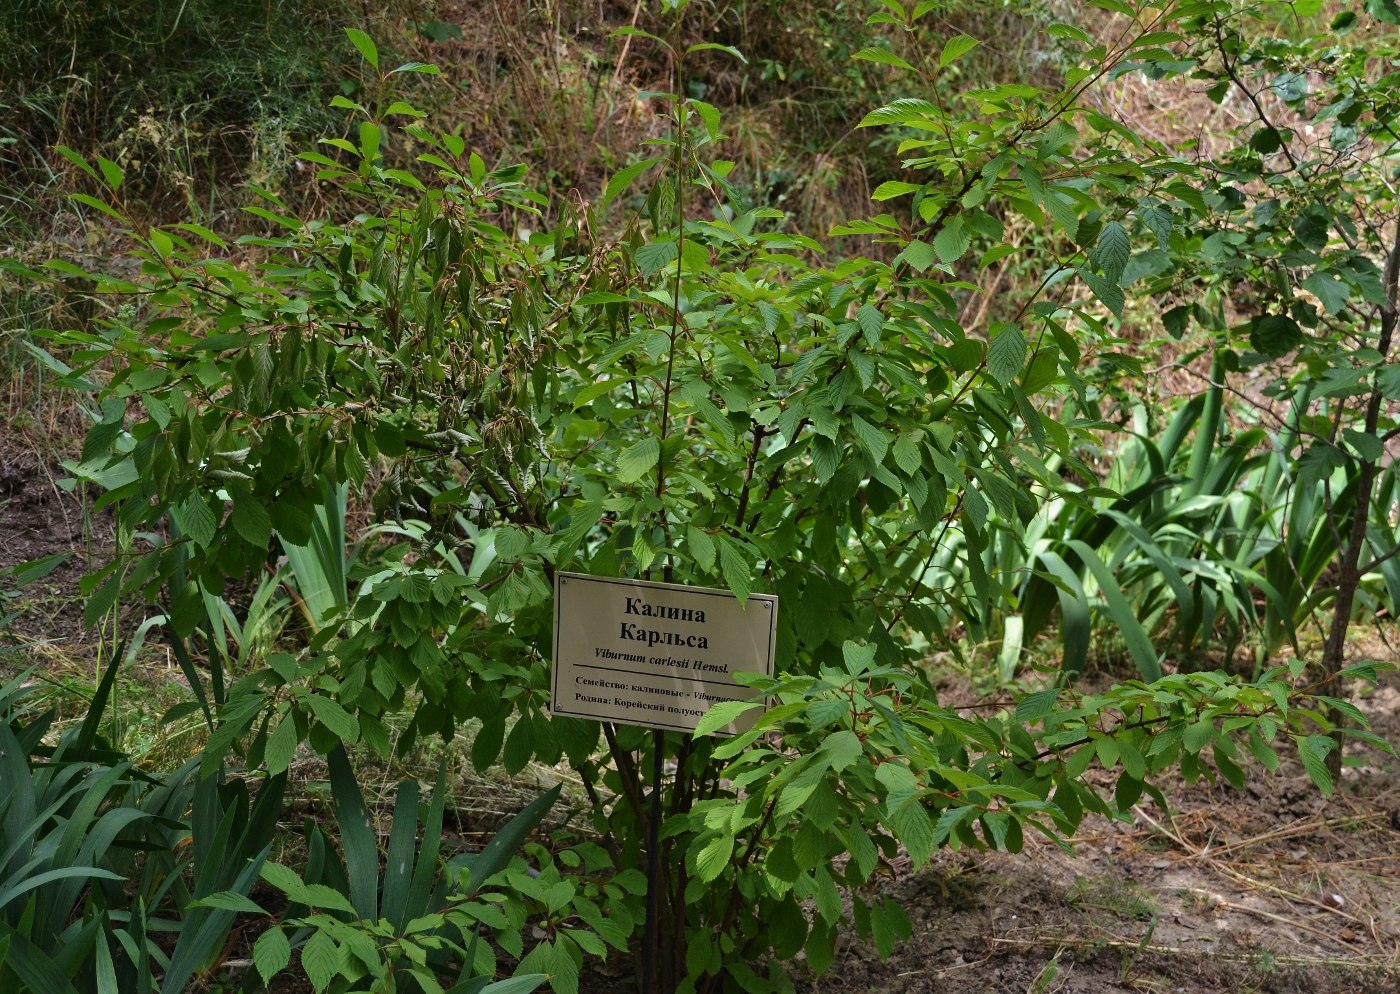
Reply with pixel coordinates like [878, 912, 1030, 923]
[796, 737, 1400, 993]
[3, 441, 1399, 994]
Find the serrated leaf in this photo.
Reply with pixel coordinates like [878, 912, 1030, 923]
[602, 157, 661, 208]
[1292, 205, 1330, 250]
[892, 800, 934, 866]
[304, 695, 360, 742]
[875, 761, 919, 796]
[933, 215, 971, 264]
[616, 436, 659, 484]
[856, 303, 884, 346]
[1297, 734, 1334, 796]
[811, 435, 839, 482]
[479, 976, 549, 994]
[1079, 268, 1125, 317]
[871, 180, 923, 201]
[1096, 220, 1130, 283]
[301, 929, 340, 993]
[1301, 271, 1350, 314]
[634, 239, 678, 276]
[851, 46, 917, 72]
[898, 239, 937, 273]
[821, 729, 863, 771]
[842, 640, 877, 674]
[253, 927, 292, 984]
[388, 61, 441, 75]
[849, 414, 890, 463]
[891, 432, 922, 475]
[302, 883, 357, 914]
[262, 713, 298, 775]
[174, 495, 217, 547]
[693, 699, 762, 738]
[1014, 688, 1059, 723]
[1042, 189, 1080, 239]
[858, 98, 939, 128]
[344, 27, 379, 71]
[940, 34, 981, 66]
[192, 890, 266, 915]
[694, 833, 735, 883]
[687, 525, 716, 571]
[231, 494, 272, 549]
[1250, 314, 1303, 357]
[717, 534, 753, 602]
[260, 862, 308, 901]
[987, 323, 1027, 385]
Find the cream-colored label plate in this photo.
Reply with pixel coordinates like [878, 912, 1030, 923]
[551, 571, 777, 735]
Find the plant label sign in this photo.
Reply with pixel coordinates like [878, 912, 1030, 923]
[551, 571, 777, 735]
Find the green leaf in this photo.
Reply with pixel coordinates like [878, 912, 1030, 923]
[344, 27, 379, 70]
[191, 891, 266, 915]
[694, 699, 762, 738]
[940, 35, 982, 67]
[97, 156, 124, 191]
[1096, 220, 1130, 283]
[892, 432, 922, 475]
[987, 323, 1026, 385]
[304, 695, 360, 742]
[301, 929, 340, 993]
[858, 98, 939, 128]
[503, 715, 534, 775]
[1301, 271, 1349, 314]
[1292, 205, 1331, 249]
[1014, 688, 1059, 723]
[852, 46, 917, 72]
[634, 240, 678, 276]
[872, 180, 923, 201]
[687, 525, 716, 572]
[694, 833, 735, 883]
[1163, 304, 1192, 338]
[933, 215, 971, 264]
[264, 713, 298, 775]
[602, 157, 661, 208]
[388, 61, 441, 75]
[821, 729, 863, 771]
[716, 534, 753, 602]
[1042, 190, 1080, 240]
[479, 976, 550, 994]
[302, 884, 357, 914]
[856, 303, 884, 346]
[174, 495, 217, 548]
[1297, 735, 1334, 796]
[231, 494, 272, 549]
[686, 41, 747, 63]
[1065, 539, 1161, 681]
[253, 927, 292, 985]
[1079, 268, 1125, 317]
[897, 239, 937, 273]
[260, 862, 308, 901]
[891, 800, 934, 866]
[1250, 314, 1303, 357]
[616, 436, 659, 484]
[849, 414, 890, 464]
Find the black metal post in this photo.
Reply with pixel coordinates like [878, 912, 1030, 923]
[642, 727, 665, 994]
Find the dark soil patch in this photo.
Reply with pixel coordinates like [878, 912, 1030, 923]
[0, 437, 102, 655]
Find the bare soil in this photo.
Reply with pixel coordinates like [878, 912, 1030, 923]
[3, 436, 1398, 994]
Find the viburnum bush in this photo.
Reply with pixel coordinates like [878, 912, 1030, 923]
[20, 3, 1394, 993]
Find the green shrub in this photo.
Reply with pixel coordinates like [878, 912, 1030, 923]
[24, 6, 1393, 993]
